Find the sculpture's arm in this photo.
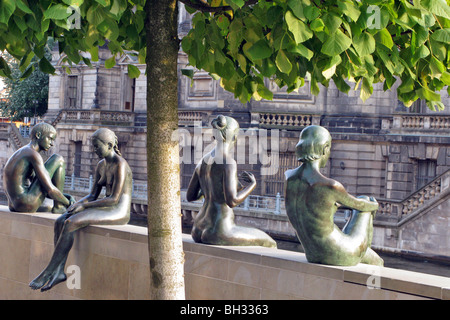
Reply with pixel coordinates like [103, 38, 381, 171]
[332, 181, 379, 213]
[223, 163, 256, 208]
[85, 160, 126, 209]
[186, 168, 202, 202]
[75, 162, 103, 204]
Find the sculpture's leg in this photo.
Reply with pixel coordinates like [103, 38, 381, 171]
[29, 219, 75, 291]
[27, 154, 67, 213]
[46, 154, 68, 213]
[361, 247, 384, 266]
[342, 209, 383, 266]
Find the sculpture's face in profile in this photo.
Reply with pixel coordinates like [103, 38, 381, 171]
[92, 138, 110, 158]
[37, 132, 56, 151]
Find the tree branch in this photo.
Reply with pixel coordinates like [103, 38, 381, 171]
[179, 0, 258, 13]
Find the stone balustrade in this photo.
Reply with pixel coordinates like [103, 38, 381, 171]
[56, 109, 135, 127]
[391, 115, 450, 131]
[258, 113, 320, 129]
[178, 110, 210, 126]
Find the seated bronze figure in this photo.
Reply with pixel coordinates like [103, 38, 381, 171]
[29, 128, 133, 291]
[187, 115, 276, 248]
[285, 125, 383, 266]
[2, 122, 74, 214]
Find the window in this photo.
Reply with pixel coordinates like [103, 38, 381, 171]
[263, 152, 298, 196]
[67, 76, 78, 109]
[73, 141, 82, 177]
[409, 99, 426, 114]
[417, 160, 436, 189]
[124, 75, 135, 111]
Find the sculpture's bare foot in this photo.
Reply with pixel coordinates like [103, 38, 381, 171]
[40, 269, 67, 292]
[29, 271, 52, 290]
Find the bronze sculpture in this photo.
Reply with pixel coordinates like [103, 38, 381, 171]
[285, 125, 383, 266]
[187, 115, 276, 248]
[2, 122, 74, 214]
[29, 128, 133, 291]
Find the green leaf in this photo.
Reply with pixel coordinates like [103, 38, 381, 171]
[360, 78, 373, 102]
[287, 0, 305, 20]
[333, 75, 351, 94]
[310, 19, 325, 32]
[257, 85, 273, 100]
[39, 57, 55, 74]
[94, 0, 109, 6]
[322, 12, 342, 34]
[181, 68, 194, 79]
[276, 50, 292, 74]
[431, 28, 450, 43]
[44, 4, 71, 20]
[375, 28, 394, 49]
[430, 56, 445, 78]
[110, 0, 127, 19]
[353, 32, 376, 57]
[246, 40, 273, 61]
[0, 0, 15, 24]
[440, 71, 450, 85]
[127, 64, 141, 79]
[20, 65, 34, 80]
[287, 43, 314, 60]
[420, 0, 450, 20]
[304, 6, 320, 21]
[229, 0, 245, 8]
[16, 0, 33, 14]
[322, 55, 341, 80]
[321, 29, 352, 56]
[417, 86, 441, 102]
[105, 56, 116, 68]
[0, 56, 12, 78]
[285, 11, 313, 44]
[338, 1, 361, 22]
[98, 18, 119, 41]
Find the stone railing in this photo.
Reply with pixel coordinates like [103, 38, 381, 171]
[391, 115, 450, 131]
[178, 110, 210, 127]
[55, 109, 135, 127]
[258, 113, 320, 129]
[376, 169, 450, 226]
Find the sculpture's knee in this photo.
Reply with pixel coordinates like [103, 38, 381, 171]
[63, 218, 78, 234]
[47, 154, 65, 167]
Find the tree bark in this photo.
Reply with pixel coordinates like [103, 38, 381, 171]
[145, 0, 185, 300]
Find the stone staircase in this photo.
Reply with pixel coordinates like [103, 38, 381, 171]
[375, 168, 450, 227]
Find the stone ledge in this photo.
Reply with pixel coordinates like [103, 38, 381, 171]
[0, 205, 448, 300]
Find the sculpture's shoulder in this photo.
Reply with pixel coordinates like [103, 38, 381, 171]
[285, 166, 302, 182]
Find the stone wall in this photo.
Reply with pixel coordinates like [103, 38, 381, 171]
[0, 206, 448, 300]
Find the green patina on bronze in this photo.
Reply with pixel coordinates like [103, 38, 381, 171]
[187, 115, 276, 248]
[3, 122, 74, 214]
[285, 125, 383, 266]
[29, 128, 133, 292]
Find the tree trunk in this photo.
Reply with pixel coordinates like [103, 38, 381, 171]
[145, 0, 185, 299]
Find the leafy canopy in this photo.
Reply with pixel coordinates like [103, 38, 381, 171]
[0, 0, 145, 79]
[0, 1, 449, 112]
[181, 0, 450, 111]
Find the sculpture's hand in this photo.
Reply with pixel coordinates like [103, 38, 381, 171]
[64, 193, 76, 207]
[240, 171, 256, 184]
[368, 196, 378, 217]
[67, 202, 84, 214]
